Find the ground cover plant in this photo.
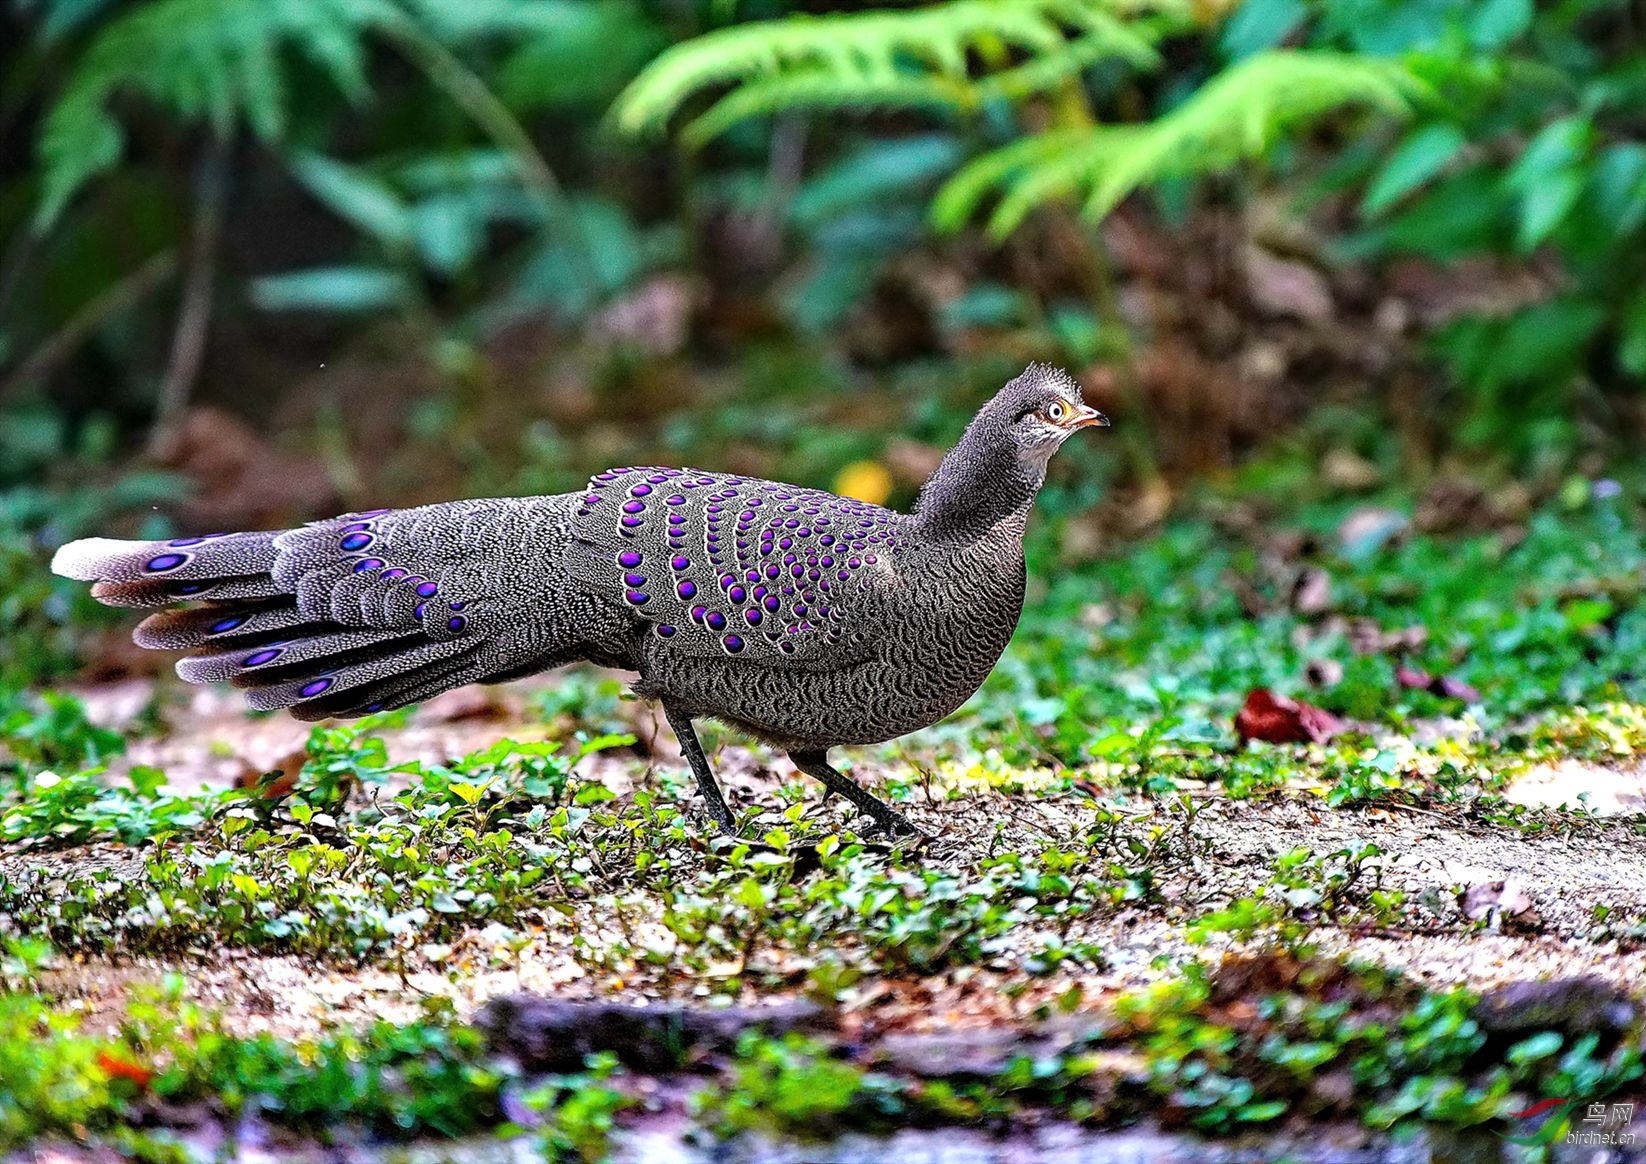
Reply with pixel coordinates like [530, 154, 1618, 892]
[2, 481, 1643, 1158]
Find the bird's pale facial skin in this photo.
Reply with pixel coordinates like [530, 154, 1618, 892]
[1013, 391, 1110, 466]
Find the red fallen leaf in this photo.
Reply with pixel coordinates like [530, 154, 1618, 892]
[1235, 688, 1346, 745]
[96, 1049, 153, 1088]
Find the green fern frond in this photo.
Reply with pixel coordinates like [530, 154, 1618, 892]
[682, 75, 970, 149]
[937, 50, 1431, 236]
[930, 128, 1086, 230]
[984, 21, 1159, 98]
[34, 0, 393, 229]
[614, 0, 1194, 143]
[33, 0, 594, 230]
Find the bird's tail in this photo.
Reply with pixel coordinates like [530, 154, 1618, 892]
[51, 497, 583, 719]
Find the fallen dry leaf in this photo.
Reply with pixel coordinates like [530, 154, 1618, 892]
[1244, 245, 1334, 323]
[155, 406, 338, 532]
[1290, 567, 1333, 616]
[590, 273, 702, 357]
[95, 1049, 153, 1089]
[1432, 674, 1482, 702]
[1235, 689, 1346, 745]
[1459, 877, 1539, 931]
[1395, 665, 1432, 691]
[1344, 617, 1427, 657]
[1304, 658, 1344, 688]
[1396, 665, 1481, 704]
[1337, 506, 1408, 558]
[232, 748, 310, 801]
[1321, 449, 1381, 492]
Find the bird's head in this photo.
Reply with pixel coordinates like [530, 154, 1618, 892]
[914, 363, 1109, 537]
[991, 363, 1109, 471]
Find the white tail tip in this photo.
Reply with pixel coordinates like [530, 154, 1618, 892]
[50, 537, 145, 581]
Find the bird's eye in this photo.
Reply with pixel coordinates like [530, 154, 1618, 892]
[1045, 402, 1065, 421]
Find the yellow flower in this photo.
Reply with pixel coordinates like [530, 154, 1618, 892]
[832, 460, 893, 505]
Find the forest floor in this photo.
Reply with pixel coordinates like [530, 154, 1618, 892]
[4, 494, 1646, 1161]
[15, 675, 1646, 1039]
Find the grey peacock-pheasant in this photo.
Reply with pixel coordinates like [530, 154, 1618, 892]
[52, 364, 1107, 836]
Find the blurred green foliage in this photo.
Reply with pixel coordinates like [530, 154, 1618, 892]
[0, 964, 516, 1149]
[2, 0, 1644, 475]
[623, 0, 1646, 450]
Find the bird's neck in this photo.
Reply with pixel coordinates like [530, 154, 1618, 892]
[911, 427, 1040, 544]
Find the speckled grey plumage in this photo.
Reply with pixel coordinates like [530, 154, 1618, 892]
[51, 364, 1106, 835]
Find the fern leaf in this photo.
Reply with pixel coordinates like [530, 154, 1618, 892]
[937, 50, 1432, 236]
[930, 129, 1086, 230]
[683, 75, 972, 149]
[984, 16, 1161, 98]
[32, 0, 589, 230]
[35, 0, 396, 229]
[614, 0, 1195, 141]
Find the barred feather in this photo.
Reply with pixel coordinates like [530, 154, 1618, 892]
[244, 638, 481, 714]
[133, 603, 313, 650]
[50, 366, 1097, 764]
[51, 532, 279, 584]
[50, 497, 614, 720]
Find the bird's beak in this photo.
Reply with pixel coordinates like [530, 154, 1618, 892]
[1069, 403, 1110, 430]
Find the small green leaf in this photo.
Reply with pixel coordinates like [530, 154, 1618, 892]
[1619, 290, 1646, 376]
[1506, 1030, 1564, 1065]
[1514, 170, 1584, 252]
[290, 154, 414, 251]
[450, 780, 491, 806]
[1362, 124, 1466, 215]
[128, 765, 165, 800]
[1590, 144, 1646, 234]
[410, 195, 487, 276]
[1506, 117, 1591, 251]
[251, 267, 414, 314]
[1467, 0, 1533, 49]
[1237, 1099, 1289, 1122]
[1220, 0, 1306, 60]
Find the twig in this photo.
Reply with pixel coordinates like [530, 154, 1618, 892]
[376, 17, 604, 299]
[151, 132, 232, 457]
[0, 250, 178, 400]
[1367, 799, 1452, 820]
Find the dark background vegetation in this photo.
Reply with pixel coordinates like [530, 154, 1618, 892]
[5, 0, 1644, 628]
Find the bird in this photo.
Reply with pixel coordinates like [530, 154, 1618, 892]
[51, 364, 1108, 837]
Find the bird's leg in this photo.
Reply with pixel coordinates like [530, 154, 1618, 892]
[662, 703, 738, 834]
[789, 749, 917, 837]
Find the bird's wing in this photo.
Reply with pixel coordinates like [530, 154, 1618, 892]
[52, 497, 595, 718]
[565, 466, 907, 668]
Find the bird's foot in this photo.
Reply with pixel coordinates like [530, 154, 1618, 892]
[870, 807, 922, 839]
[845, 802, 929, 847]
[692, 803, 740, 837]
